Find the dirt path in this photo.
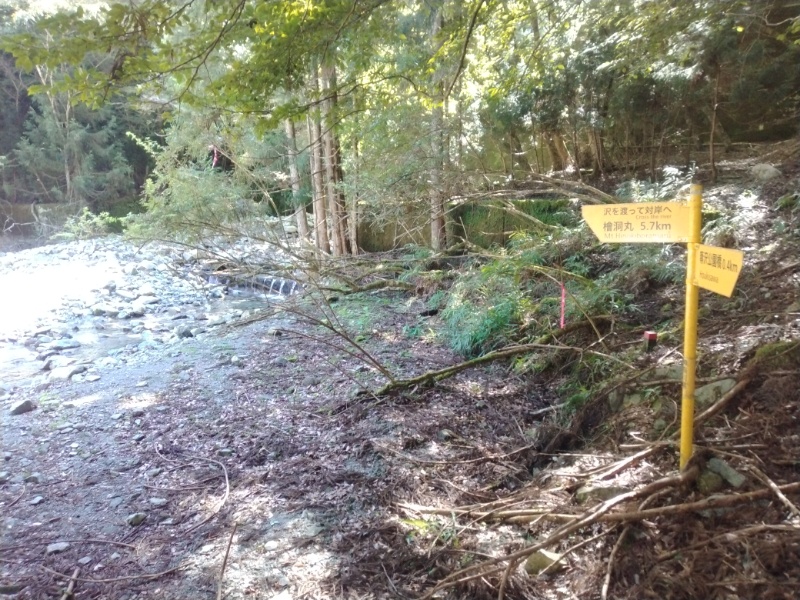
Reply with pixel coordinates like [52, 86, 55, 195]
[1, 263, 556, 600]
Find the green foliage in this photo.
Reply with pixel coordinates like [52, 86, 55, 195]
[616, 166, 695, 202]
[441, 270, 522, 357]
[54, 207, 124, 240]
[453, 199, 578, 248]
[124, 112, 302, 243]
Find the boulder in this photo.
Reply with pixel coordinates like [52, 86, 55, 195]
[750, 163, 781, 181]
[9, 400, 35, 415]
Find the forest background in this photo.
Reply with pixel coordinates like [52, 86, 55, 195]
[0, 0, 798, 254]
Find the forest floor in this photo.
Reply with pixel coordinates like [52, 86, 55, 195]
[2, 143, 800, 600]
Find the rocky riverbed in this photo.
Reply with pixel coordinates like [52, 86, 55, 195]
[0, 236, 292, 396]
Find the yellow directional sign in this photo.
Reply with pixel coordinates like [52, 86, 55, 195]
[694, 245, 744, 297]
[581, 187, 747, 470]
[582, 202, 691, 243]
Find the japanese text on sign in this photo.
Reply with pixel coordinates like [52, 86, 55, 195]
[694, 244, 743, 297]
[582, 202, 691, 243]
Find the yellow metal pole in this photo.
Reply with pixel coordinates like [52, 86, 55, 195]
[680, 184, 703, 469]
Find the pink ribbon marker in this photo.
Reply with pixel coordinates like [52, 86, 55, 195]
[560, 283, 566, 329]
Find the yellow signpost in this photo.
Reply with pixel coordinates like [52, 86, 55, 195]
[694, 245, 744, 297]
[582, 184, 744, 469]
[581, 201, 692, 243]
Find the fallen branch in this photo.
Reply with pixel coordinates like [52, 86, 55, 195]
[39, 562, 189, 584]
[375, 318, 611, 396]
[0, 539, 137, 553]
[748, 467, 800, 519]
[595, 480, 800, 524]
[420, 467, 698, 598]
[59, 568, 79, 600]
[217, 523, 238, 600]
[656, 523, 800, 561]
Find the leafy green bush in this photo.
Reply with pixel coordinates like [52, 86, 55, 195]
[53, 207, 124, 240]
[441, 271, 522, 357]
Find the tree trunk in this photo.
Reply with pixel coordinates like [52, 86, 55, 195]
[320, 62, 350, 256]
[709, 67, 721, 184]
[307, 111, 330, 254]
[349, 135, 359, 253]
[283, 118, 309, 239]
[429, 7, 446, 252]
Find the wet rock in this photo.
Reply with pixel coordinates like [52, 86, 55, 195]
[78, 556, 93, 565]
[146, 468, 162, 478]
[0, 471, 9, 483]
[9, 400, 35, 415]
[126, 513, 147, 526]
[24, 473, 42, 484]
[46, 542, 70, 554]
[175, 325, 193, 339]
[132, 433, 146, 442]
[149, 497, 168, 507]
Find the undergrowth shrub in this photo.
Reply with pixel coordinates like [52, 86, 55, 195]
[439, 226, 686, 358]
[54, 207, 125, 240]
[441, 270, 523, 357]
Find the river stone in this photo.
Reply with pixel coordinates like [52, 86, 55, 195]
[91, 303, 119, 317]
[750, 163, 781, 181]
[695, 379, 736, 409]
[10, 400, 35, 415]
[29, 496, 45, 505]
[524, 549, 564, 575]
[137, 282, 156, 296]
[46, 542, 70, 554]
[48, 338, 81, 351]
[78, 556, 93, 565]
[149, 497, 168, 507]
[575, 485, 630, 504]
[109, 497, 124, 508]
[707, 457, 746, 488]
[0, 471, 9, 483]
[43, 355, 76, 371]
[50, 365, 88, 381]
[697, 470, 724, 495]
[126, 513, 147, 526]
[146, 468, 163, 478]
